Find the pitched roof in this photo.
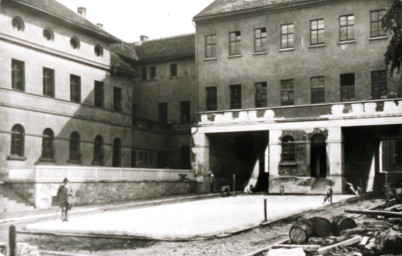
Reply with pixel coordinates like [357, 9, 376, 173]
[194, 0, 315, 20]
[9, 0, 119, 42]
[134, 34, 195, 62]
[110, 42, 139, 61]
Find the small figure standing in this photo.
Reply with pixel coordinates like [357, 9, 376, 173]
[244, 184, 254, 194]
[57, 178, 73, 222]
[208, 171, 216, 193]
[323, 185, 333, 205]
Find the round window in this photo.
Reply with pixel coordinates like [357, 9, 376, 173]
[12, 17, 25, 31]
[70, 36, 80, 49]
[94, 44, 103, 57]
[43, 28, 54, 41]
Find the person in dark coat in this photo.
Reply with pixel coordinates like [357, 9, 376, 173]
[57, 178, 72, 222]
[208, 171, 216, 193]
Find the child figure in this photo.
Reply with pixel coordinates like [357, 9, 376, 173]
[323, 185, 333, 205]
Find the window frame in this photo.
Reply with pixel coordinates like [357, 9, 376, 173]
[254, 27, 267, 53]
[170, 63, 178, 78]
[310, 76, 325, 104]
[280, 23, 295, 49]
[43, 67, 55, 97]
[281, 79, 295, 106]
[149, 66, 157, 80]
[340, 73, 356, 102]
[371, 70, 387, 99]
[113, 86, 123, 112]
[180, 101, 191, 123]
[370, 9, 386, 38]
[112, 138, 122, 167]
[10, 124, 25, 158]
[206, 87, 217, 111]
[310, 19, 325, 45]
[69, 132, 81, 162]
[230, 84, 242, 109]
[70, 74, 81, 103]
[11, 59, 25, 91]
[255, 82, 267, 108]
[229, 31, 242, 56]
[93, 135, 104, 165]
[94, 81, 104, 108]
[41, 128, 54, 161]
[281, 135, 295, 162]
[339, 14, 355, 42]
[205, 34, 217, 58]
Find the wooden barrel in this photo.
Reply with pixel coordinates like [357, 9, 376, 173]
[309, 216, 331, 237]
[331, 215, 357, 235]
[289, 218, 313, 244]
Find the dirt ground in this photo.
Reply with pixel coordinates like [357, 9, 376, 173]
[10, 197, 382, 256]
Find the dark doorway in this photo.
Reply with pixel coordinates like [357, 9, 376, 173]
[180, 145, 191, 169]
[310, 134, 327, 178]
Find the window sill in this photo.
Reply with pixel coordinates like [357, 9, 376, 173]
[169, 76, 179, 80]
[92, 161, 105, 166]
[279, 161, 298, 167]
[309, 44, 325, 49]
[253, 51, 268, 56]
[228, 54, 242, 58]
[68, 159, 82, 164]
[39, 157, 55, 162]
[369, 36, 388, 41]
[7, 155, 27, 161]
[279, 48, 295, 52]
[338, 40, 355, 45]
[204, 57, 217, 61]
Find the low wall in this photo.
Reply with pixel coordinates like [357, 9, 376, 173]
[10, 180, 196, 208]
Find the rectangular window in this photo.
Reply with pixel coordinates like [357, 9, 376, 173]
[310, 19, 324, 45]
[254, 28, 267, 53]
[43, 67, 55, 97]
[230, 84, 242, 109]
[70, 75, 81, 103]
[141, 67, 147, 81]
[311, 76, 325, 104]
[113, 87, 122, 112]
[229, 31, 241, 56]
[371, 10, 386, 38]
[281, 24, 294, 49]
[339, 14, 355, 41]
[205, 34, 216, 58]
[158, 102, 168, 123]
[340, 73, 355, 101]
[170, 63, 177, 78]
[281, 79, 294, 106]
[371, 70, 387, 99]
[206, 87, 217, 111]
[11, 59, 25, 91]
[131, 151, 136, 167]
[149, 66, 157, 80]
[180, 101, 191, 123]
[255, 82, 267, 107]
[94, 81, 104, 107]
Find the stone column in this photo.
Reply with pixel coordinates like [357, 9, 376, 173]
[327, 127, 343, 193]
[191, 131, 210, 193]
[268, 130, 282, 193]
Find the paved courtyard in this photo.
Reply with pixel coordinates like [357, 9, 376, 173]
[23, 195, 354, 240]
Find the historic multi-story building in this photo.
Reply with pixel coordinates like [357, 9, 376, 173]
[0, 0, 196, 208]
[192, 0, 402, 194]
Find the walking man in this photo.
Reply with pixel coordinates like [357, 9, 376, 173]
[57, 178, 73, 222]
[208, 171, 216, 193]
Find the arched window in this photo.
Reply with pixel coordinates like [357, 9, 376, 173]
[93, 135, 104, 164]
[41, 128, 54, 160]
[180, 145, 191, 169]
[112, 138, 121, 167]
[281, 135, 295, 162]
[69, 132, 81, 161]
[10, 124, 24, 157]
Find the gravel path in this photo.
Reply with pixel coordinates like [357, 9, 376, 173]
[13, 197, 382, 256]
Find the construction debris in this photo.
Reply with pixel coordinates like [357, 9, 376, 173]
[266, 247, 306, 256]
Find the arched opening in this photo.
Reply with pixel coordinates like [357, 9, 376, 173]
[93, 135, 104, 165]
[69, 132, 81, 161]
[310, 133, 327, 178]
[112, 138, 121, 167]
[41, 128, 54, 160]
[11, 124, 25, 157]
[180, 145, 191, 169]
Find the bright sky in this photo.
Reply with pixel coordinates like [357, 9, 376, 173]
[56, 0, 214, 42]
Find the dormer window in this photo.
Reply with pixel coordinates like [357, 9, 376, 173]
[12, 17, 24, 32]
[70, 36, 80, 49]
[94, 44, 103, 57]
[43, 28, 54, 41]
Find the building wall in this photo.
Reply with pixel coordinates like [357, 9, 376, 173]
[196, 0, 398, 112]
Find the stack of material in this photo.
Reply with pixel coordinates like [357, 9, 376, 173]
[0, 242, 40, 256]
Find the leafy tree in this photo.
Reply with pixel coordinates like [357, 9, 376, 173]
[382, 0, 402, 78]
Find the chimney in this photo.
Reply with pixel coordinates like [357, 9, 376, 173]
[77, 7, 86, 18]
[96, 23, 103, 29]
[140, 35, 149, 42]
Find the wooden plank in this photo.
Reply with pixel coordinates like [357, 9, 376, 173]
[384, 204, 402, 211]
[271, 244, 320, 252]
[317, 236, 362, 255]
[345, 209, 402, 218]
[243, 238, 290, 256]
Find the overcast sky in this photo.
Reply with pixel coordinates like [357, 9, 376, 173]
[56, 0, 214, 42]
